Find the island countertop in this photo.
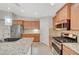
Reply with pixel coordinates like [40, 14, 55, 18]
[0, 38, 33, 55]
[63, 43, 79, 54]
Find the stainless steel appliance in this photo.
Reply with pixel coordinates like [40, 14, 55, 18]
[51, 38, 61, 55]
[55, 19, 70, 30]
[51, 33, 77, 55]
[10, 25, 23, 38]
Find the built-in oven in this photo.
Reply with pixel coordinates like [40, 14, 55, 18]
[52, 42, 61, 55]
[51, 38, 62, 55]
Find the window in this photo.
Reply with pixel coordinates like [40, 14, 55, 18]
[5, 16, 12, 26]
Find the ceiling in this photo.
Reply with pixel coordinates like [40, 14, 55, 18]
[0, 3, 65, 18]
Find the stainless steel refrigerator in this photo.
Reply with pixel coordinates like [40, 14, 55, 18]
[10, 25, 23, 38]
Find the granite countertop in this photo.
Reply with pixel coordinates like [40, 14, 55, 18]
[22, 33, 40, 34]
[63, 43, 79, 54]
[0, 38, 33, 55]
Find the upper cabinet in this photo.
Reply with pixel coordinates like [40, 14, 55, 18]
[12, 20, 40, 29]
[23, 21, 40, 29]
[53, 3, 72, 30]
[71, 4, 79, 30]
[56, 4, 69, 22]
[12, 20, 23, 25]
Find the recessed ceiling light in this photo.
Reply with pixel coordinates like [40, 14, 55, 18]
[8, 7, 10, 10]
[21, 9, 24, 12]
[50, 3, 54, 6]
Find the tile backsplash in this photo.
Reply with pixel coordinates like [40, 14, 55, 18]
[49, 28, 79, 43]
[24, 29, 40, 34]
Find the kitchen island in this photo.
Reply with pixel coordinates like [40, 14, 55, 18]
[0, 38, 33, 55]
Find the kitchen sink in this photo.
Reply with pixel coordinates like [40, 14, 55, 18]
[4, 38, 21, 42]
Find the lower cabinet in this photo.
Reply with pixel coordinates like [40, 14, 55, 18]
[63, 45, 78, 55]
[22, 34, 40, 42]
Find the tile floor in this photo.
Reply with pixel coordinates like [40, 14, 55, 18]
[31, 42, 52, 55]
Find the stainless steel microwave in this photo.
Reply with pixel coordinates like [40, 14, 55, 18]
[55, 19, 70, 30]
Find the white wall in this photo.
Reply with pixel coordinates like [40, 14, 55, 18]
[40, 16, 51, 45]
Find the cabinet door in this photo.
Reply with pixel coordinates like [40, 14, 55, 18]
[24, 21, 40, 29]
[35, 34, 40, 42]
[24, 21, 31, 29]
[71, 4, 79, 30]
[12, 20, 23, 25]
[63, 45, 78, 55]
[34, 21, 40, 29]
[56, 4, 72, 24]
[56, 4, 68, 22]
[53, 4, 72, 30]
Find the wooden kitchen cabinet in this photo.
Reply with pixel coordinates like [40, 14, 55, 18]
[12, 20, 23, 25]
[53, 3, 79, 30]
[56, 3, 71, 22]
[24, 21, 40, 29]
[53, 3, 72, 30]
[22, 34, 40, 42]
[56, 5, 68, 22]
[71, 4, 79, 30]
[24, 21, 32, 29]
[34, 21, 40, 29]
[12, 20, 40, 29]
[63, 45, 78, 55]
